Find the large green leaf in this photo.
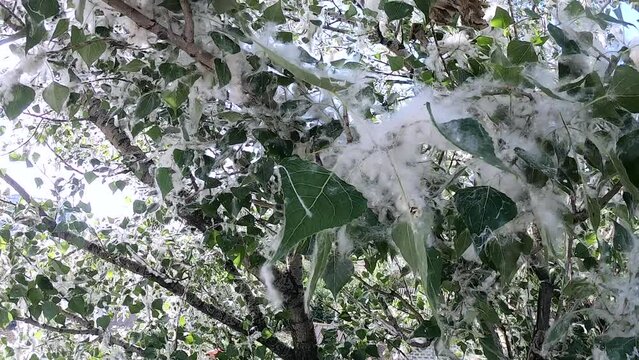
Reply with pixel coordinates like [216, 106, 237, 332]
[214, 59, 232, 87]
[162, 82, 189, 110]
[273, 157, 367, 261]
[25, 20, 47, 53]
[135, 92, 161, 118]
[547, 24, 581, 55]
[490, 7, 513, 29]
[211, 32, 241, 54]
[617, 129, 639, 188]
[76, 39, 106, 66]
[42, 82, 70, 113]
[23, 0, 59, 22]
[507, 40, 537, 64]
[156, 167, 174, 199]
[323, 252, 354, 297]
[480, 237, 522, 284]
[263, 0, 286, 24]
[304, 231, 333, 307]
[427, 107, 504, 169]
[414, 0, 432, 19]
[610, 65, 639, 113]
[3, 84, 35, 119]
[392, 215, 442, 307]
[454, 186, 518, 236]
[384, 2, 413, 21]
[601, 337, 639, 360]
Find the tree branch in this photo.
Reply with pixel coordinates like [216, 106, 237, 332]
[179, 0, 194, 43]
[100, 0, 216, 70]
[14, 316, 145, 356]
[0, 173, 295, 360]
[15, 316, 99, 335]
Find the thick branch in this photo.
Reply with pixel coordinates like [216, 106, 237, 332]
[527, 265, 553, 360]
[100, 0, 215, 70]
[179, 0, 194, 43]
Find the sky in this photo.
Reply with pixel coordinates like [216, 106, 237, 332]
[0, 45, 132, 218]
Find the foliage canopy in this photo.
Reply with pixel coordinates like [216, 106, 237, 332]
[1, 0, 639, 359]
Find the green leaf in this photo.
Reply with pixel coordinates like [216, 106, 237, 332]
[120, 59, 147, 72]
[214, 59, 232, 87]
[96, 315, 111, 330]
[345, 4, 357, 18]
[414, 0, 431, 18]
[412, 317, 441, 338]
[135, 92, 161, 118]
[156, 167, 174, 199]
[67, 295, 87, 315]
[481, 237, 522, 283]
[158, 0, 182, 12]
[35, 275, 55, 293]
[547, 24, 581, 55]
[3, 84, 35, 120]
[454, 186, 518, 236]
[323, 253, 354, 297]
[384, 1, 413, 21]
[617, 129, 639, 188]
[159, 63, 190, 83]
[392, 215, 441, 307]
[490, 7, 513, 29]
[305, 231, 333, 307]
[23, 0, 59, 22]
[27, 288, 44, 304]
[84, 171, 98, 184]
[612, 221, 634, 252]
[263, 0, 286, 24]
[210, 32, 241, 54]
[132, 200, 147, 214]
[272, 157, 368, 261]
[162, 82, 189, 110]
[610, 65, 639, 113]
[454, 229, 472, 258]
[427, 108, 504, 169]
[601, 337, 639, 360]
[507, 40, 537, 64]
[42, 82, 70, 113]
[42, 301, 59, 320]
[51, 18, 69, 40]
[583, 139, 604, 172]
[388, 56, 404, 71]
[76, 39, 106, 66]
[26, 20, 47, 53]
[212, 0, 238, 13]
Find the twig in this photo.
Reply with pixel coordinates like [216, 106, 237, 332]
[507, 0, 519, 39]
[573, 181, 623, 223]
[45, 141, 84, 175]
[353, 274, 424, 323]
[429, 22, 454, 85]
[0, 120, 44, 156]
[0, 0, 25, 28]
